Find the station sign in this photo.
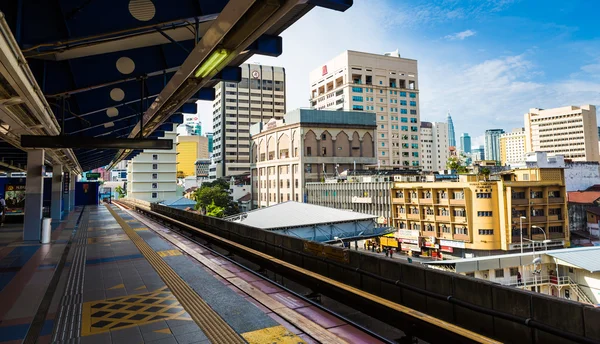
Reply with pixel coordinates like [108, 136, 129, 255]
[63, 172, 70, 194]
[86, 172, 101, 180]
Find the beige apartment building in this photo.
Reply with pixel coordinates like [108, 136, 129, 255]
[309, 50, 420, 168]
[250, 109, 376, 208]
[212, 64, 285, 178]
[499, 128, 525, 166]
[420, 121, 449, 171]
[524, 105, 600, 162]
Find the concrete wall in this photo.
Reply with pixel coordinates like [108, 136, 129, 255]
[151, 203, 600, 344]
[569, 203, 593, 232]
[565, 162, 600, 192]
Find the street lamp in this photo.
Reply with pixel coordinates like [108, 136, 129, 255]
[519, 216, 527, 255]
[532, 225, 551, 251]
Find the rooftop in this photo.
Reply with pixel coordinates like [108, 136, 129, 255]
[225, 201, 376, 230]
[567, 191, 600, 204]
[161, 197, 197, 207]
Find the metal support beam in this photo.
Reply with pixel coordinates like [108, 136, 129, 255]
[21, 135, 173, 150]
[155, 28, 190, 54]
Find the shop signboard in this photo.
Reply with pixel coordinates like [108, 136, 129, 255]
[401, 243, 421, 252]
[440, 239, 466, 249]
[399, 229, 420, 239]
[441, 246, 454, 253]
[4, 185, 25, 214]
[399, 238, 419, 245]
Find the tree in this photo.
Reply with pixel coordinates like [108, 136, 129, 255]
[479, 167, 491, 181]
[192, 178, 240, 216]
[115, 186, 126, 199]
[446, 156, 467, 173]
[206, 201, 224, 217]
[177, 170, 186, 179]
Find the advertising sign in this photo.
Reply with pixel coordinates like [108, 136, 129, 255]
[322, 65, 328, 76]
[398, 229, 420, 239]
[86, 172, 100, 180]
[4, 185, 25, 214]
[439, 239, 466, 249]
[351, 196, 372, 204]
[401, 243, 421, 252]
[441, 246, 454, 253]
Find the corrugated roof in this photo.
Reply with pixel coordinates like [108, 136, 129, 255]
[567, 191, 600, 204]
[545, 247, 600, 272]
[161, 197, 196, 207]
[228, 201, 376, 229]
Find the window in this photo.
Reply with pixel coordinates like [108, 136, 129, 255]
[352, 105, 364, 110]
[476, 193, 491, 198]
[478, 229, 494, 235]
[512, 192, 525, 199]
[400, 100, 407, 106]
[306, 147, 312, 156]
[530, 191, 543, 198]
[401, 117, 408, 123]
[409, 92, 416, 98]
[400, 92, 406, 97]
[152, 164, 158, 170]
[494, 269, 504, 278]
[152, 173, 158, 179]
[454, 209, 466, 217]
[410, 118, 417, 123]
[453, 191, 464, 199]
[152, 183, 158, 189]
[151, 192, 158, 199]
[454, 227, 468, 235]
[352, 87, 363, 93]
[477, 211, 493, 217]
[466, 272, 475, 278]
[548, 190, 560, 198]
[352, 96, 363, 102]
[401, 109, 407, 114]
[410, 110, 417, 115]
[531, 208, 545, 217]
[510, 267, 519, 276]
[409, 101, 417, 106]
[441, 225, 451, 233]
[152, 154, 158, 161]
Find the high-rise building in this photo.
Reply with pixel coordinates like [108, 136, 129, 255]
[177, 135, 209, 177]
[212, 64, 286, 178]
[472, 145, 485, 161]
[309, 50, 420, 168]
[182, 114, 202, 136]
[250, 109, 377, 208]
[524, 105, 600, 161]
[205, 132, 214, 154]
[126, 127, 177, 202]
[499, 128, 525, 166]
[420, 121, 449, 171]
[460, 133, 471, 154]
[447, 112, 456, 148]
[485, 129, 505, 162]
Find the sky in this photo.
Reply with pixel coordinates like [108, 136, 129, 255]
[192, 0, 600, 147]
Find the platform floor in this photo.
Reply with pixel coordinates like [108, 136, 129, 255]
[0, 205, 383, 343]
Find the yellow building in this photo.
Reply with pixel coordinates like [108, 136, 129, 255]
[391, 168, 569, 258]
[177, 136, 209, 177]
[499, 128, 525, 166]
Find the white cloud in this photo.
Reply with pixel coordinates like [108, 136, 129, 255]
[445, 29, 476, 40]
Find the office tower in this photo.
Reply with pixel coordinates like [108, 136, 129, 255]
[460, 133, 471, 154]
[182, 114, 202, 136]
[205, 132, 214, 154]
[126, 126, 177, 202]
[447, 112, 456, 147]
[485, 129, 505, 162]
[524, 105, 600, 161]
[420, 121, 449, 171]
[500, 128, 526, 165]
[177, 135, 209, 177]
[472, 145, 485, 161]
[309, 50, 420, 168]
[212, 64, 286, 178]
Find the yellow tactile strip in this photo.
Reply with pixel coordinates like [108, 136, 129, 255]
[81, 287, 191, 335]
[242, 325, 304, 343]
[123, 206, 343, 343]
[157, 249, 183, 257]
[106, 205, 245, 344]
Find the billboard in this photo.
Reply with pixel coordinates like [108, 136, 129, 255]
[4, 185, 25, 214]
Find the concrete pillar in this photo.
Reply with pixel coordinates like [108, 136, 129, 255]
[51, 164, 63, 221]
[23, 149, 45, 241]
[69, 172, 76, 211]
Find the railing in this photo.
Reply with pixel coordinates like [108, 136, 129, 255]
[501, 275, 593, 304]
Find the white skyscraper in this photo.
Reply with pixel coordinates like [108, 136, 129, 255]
[309, 50, 420, 168]
[211, 63, 286, 178]
[126, 127, 177, 202]
[420, 121, 449, 171]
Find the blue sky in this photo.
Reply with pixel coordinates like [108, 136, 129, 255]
[195, 0, 600, 146]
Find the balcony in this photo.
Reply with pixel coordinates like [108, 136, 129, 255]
[530, 216, 547, 222]
[407, 213, 421, 220]
[548, 215, 563, 221]
[396, 213, 407, 220]
[392, 197, 405, 203]
[440, 232, 453, 240]
[450, 199, 465, 206]
[548, 197, 564, 204]
[512, 198, 528, 205]
[454, 234, 469, 241]
[530, 198, 546, 205]
[550, 232, 566, 239]
[454, 216, 467, 223]
[422, 229, 436, 237]
[437, 198, 449, 205]
[436, 215, 450, 222]
[420, 198, 433, 204]
[410, 198, 419, 205]
[424, 215, 436, 222]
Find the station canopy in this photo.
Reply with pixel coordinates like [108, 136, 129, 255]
[0, 0, 352, 174]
